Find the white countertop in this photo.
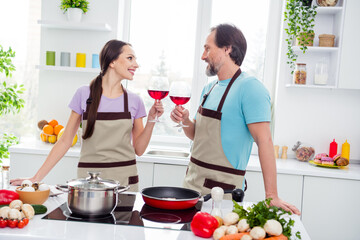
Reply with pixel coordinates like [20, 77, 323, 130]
[0, 187, 311, 240]
[9, 139, 360, 181]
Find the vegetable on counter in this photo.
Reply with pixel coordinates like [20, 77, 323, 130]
[190, 211, 219, 238]
[0, 189, 19, 205]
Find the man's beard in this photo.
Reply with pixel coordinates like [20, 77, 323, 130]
[205, 62, 218, 77]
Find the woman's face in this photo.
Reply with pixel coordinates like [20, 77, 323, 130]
[111, 45, 139, 80]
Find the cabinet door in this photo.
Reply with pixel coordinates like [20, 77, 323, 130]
[137, 162, 154, 190]
[302, 176, 360, 240]
[338, 0, 360, 89]
[244, 171, 303, 212]
[153, 164, 187, 187]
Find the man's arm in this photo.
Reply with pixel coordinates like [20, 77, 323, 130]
[248, 122, 300, 215]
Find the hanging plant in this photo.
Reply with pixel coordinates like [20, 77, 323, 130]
[284, 0, 317, 73]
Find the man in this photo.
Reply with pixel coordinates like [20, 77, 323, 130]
[170, 24, 300, 214]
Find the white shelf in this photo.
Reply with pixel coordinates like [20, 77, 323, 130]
[292, 46, 339, 53]
[36, 65, 100, 73]
[38, 20, 112, 32]
[286, 84, 336, 89]
[316, 6, 343, 15]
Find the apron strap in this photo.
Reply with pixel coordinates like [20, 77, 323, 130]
[122, 84, 129, 113]
[217, 68, 241, 112]
[201, 82, 218, 106]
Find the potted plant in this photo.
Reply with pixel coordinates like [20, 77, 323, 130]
[60, 0, 89, 22]
[284, 0, 317, 73]
[0, 45, 25, 167]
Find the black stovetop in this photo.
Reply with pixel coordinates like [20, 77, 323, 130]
[42, 193, 202, 231]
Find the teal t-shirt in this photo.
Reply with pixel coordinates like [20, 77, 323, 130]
[195, 72, 271, 170]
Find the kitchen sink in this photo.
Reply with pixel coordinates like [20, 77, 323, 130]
[145, 150, 190, 158]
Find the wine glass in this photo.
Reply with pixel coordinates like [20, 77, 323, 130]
[147, 76, 169, 122]
[169, 81, 191, 128]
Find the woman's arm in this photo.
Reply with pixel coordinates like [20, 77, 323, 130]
[132, 100, 164, 156]
[10, 111, 81, 185]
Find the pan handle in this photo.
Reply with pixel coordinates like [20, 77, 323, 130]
[202, 188, 244, 202]
[55, 184, 69, 193]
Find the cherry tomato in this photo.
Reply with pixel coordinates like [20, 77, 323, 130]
[22, 218, 29, 226]
[0, 219, 7, 228]
[17, 220, 25, 229]
[8, 219, 18, 228]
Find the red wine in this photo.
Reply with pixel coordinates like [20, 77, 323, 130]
[170, 96, 190, 105]
[148, 90, 169, 100]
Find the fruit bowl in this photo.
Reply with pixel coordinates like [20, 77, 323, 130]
[16, 187, 50, 205]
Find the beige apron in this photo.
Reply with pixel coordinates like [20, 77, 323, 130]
[78, 87, 139, 192]
[183, 69, 246, 199]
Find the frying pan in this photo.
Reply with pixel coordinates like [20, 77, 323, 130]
[141, 186, 244, 210]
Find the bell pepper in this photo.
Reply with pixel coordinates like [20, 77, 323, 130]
[0, 190, 19, 205]
[190, 211, 219, 238]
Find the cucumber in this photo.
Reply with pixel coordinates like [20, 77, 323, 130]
[31, 204, 47, 214]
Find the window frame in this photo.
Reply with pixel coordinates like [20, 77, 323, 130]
[120, 0, 281, 148]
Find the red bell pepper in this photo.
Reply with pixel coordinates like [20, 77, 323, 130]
[190, 211, 219, 238]
[0, 189, 19, 205]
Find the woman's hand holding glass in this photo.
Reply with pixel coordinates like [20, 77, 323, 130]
[148, 101, 164, 122]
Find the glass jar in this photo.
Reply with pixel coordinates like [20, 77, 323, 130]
[292, 141, 315, 162]
[314, 59, 328, 85]
[2, 166, 10, 189]
[293, 63, 307, 85]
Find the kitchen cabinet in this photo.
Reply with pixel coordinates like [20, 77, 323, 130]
[338, 0, 360, 89]
[244, 171, 303, 212]
[153, 164, 187, 187]
[285, 1, 345, 88]
[301, 176, 360, 240]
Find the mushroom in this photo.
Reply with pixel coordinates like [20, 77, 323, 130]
[32, 182, 40, 191]
[9, 199, 23, 210]
[21, 204, 35, 220]
[223, 212, 239, 226]
[241, 235, 253, 240]
[21, 179, 33, 188]
[250, 226, 266, 240]
[264, 219, 283, 236]
[213, 227, 226, 240]
[21, 186, 35, 192]
[0, 206, 11, 219]
[237, 218, 250, 232]
[226, 225, 239, 235]
[8, 209, 22, 220]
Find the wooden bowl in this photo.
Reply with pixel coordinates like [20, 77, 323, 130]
[16, 187, 50, 205]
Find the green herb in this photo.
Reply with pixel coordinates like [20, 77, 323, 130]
[60, 0, 89, 13]
[233, 198, 301, 239]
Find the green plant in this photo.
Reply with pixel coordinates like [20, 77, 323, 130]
[0, 45, 25, 165]
[60, 0, 89, 13]
[284, 0, 317, 73]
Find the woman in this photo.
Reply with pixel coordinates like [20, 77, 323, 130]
[11, 40, 163, 191]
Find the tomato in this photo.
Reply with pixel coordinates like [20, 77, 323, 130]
[8, 219, 18, 228]
[17, 220, 25, 229]
[22, 218, 29, 226]
[0, 219, 7, 228]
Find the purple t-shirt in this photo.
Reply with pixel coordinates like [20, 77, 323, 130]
[68, 86, 147, 122]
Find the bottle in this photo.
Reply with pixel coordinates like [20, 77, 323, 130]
[210, 187, 224, 218]
[2, 166, 10, 189]
[293, 63, 307, 85]
[329, 139, 338, 158]
[341, 140, 350, 160]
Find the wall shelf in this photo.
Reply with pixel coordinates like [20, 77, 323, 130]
[285, 84, 336, 89]
[38, 20, 112, 32]
[36, 65, 100, 73]
[316, 6, 343, 15]
[292, 46, 339, 53]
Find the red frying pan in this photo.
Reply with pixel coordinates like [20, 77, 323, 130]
[141, 186, 244, 210]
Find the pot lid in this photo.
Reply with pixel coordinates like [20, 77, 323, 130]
[67, 172, 120, 190]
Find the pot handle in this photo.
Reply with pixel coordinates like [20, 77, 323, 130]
[115, 185, 130, 194]
[55, 184, 69, 193]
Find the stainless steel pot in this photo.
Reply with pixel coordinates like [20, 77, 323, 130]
[56, 172, 130, 216]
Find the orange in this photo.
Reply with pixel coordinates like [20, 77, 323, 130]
[40, 133, 47, 142]
[54, 125, 64, 135]
[48, 119, 58, 128]
[43, 124, 54, 135]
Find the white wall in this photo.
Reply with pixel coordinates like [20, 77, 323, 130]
[37, 0, 123, 125]
[273, 0, 360, 161]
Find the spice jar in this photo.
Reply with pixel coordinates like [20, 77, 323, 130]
[293, 63, 307, 84]
[292, 141, 315, 162]
[2, 166, 10, 189]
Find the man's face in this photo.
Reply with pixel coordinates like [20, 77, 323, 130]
[201, 31, 226, 77]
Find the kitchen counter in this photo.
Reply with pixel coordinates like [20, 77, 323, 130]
[9, 138, 360, 181]
[0, 187, 311, 240]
